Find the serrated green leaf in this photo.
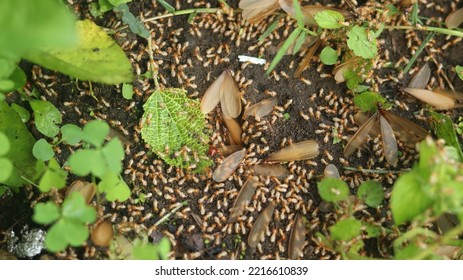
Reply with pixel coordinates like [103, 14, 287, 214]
[320, 46, 338, 65]
[30, 100, 62, 138]
[122, 83, 134, 100]
[330, 218, 362, 241]
[391, 172, 433, 225]
[347, 26, 378, 59]
[456, 66, 463, 80]
[140, 88, 212, 172]
[98, 172, 130, 202]
[33, 201, 60, 224]
[60, 124, 82, 146]
[11, 103, 30, 123]
[317, 177, 349, 202]
[24, 20, 134, 84]
[314, 10, 345, 29]
[357, 180, 384, 207]
[38, 158, 67, 192]
[82, 120, 109, 148]
[33, 138, 55, 161]
[0, 131, 10, 156]
[0, 158, 13, 182]
[353, 91, 389, 112]
[45, 220, 68, 252]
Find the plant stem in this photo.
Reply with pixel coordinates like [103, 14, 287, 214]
[343, 166, 408, 174]
[411, 223, 463, 260]
[147, 37, 160, 90]
[384, 25, 463, 38]
[154, 200, 188, 227]
[402, 32, 434, 75]
[143, 8, 222, 23]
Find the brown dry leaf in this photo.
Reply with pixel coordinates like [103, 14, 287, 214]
[223, 117, 242, 145]
[279, 1, 350, 27]
[239, 0, 280, 23]
[200, 71, 225, 114]
[288, 214, 306, 260]
[220, 145, 244, 157]
[243, 97, 278, 120]
[401, 87, 460, 110]
[212, 148, 246, 182]
[446, 8, 463, 29]
[294, 38, 322, 78]
[267, 140, 319, 162]
[66, 180, 96, 204]
[220, 70, 242, 118]
[408, 63, 430, 89]
[248, 201, 275, 250]
[379, 114, 398, 167]
[91, 221, 114, 247]
[228, 176, 259, 223]
[252, 164, 290, 179]
[323, 164, 340, 179]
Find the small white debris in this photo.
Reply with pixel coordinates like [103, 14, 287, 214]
[238, 55, 266, 65]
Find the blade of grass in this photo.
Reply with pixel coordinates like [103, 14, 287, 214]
[266, 28, 302, 75]
[293, 0, 305, 27]
[157, 0, 175, 12]
[259, 16, 282, 42]
[402, 31, 434, 75]
[293, 31, 308, 55]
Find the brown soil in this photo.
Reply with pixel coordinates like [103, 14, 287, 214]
[1, 0, 463, 259]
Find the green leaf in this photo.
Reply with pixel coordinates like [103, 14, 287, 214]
[363, 223, 382, 238]
[391, 172, 433, 225]
[157, 0, 175, 12]
[140, 88, 212, 172]
[292, 0, 305, 28]
[357, 180, 384, 207]
[0, 158, 13, 182]
[347, 26, 378, 59]
[82, 120, 109, 148]
[314, 10, 346, 29]
[62, 192, 97, 224]
[24, 20, 134, 85]
[98, 172, 131, 202]
[98, 0, 114, 13]
[132, 238, 171, 260]
[60, 124, 82, 146]
[45, 220, 69, 252]
[266, 28, 302, 75]
[317, 177, 349, 202]
[11, 103, 30, 123]
[456, 66, 463, 81]
[386, 4, 400, 18]
[30, 100, 62, 138]
[68, 149, 106, 177]
[108, 0, 132, 6]
[0, 131, 10, 156]
[0, 101, 37, 187]
[0, 0, 76, 58]
[0, 66, 27, 93]
[293, 32, 307, 55]
[101, 138, 125, 174]
[33, 138, 55, 161]
[122, 83, 134, 100]
[330, 218, 362, 241]
[320, 46, 339, 65]
[33, 201, 60, 224]
[64, 219, 90, 246]
[353, 91, 389, 112]
[38, 158, 67, 192]
[430, 111, 463, 161]
[114, 4, 151, 39]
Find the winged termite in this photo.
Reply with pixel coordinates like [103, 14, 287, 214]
[446, 8, 463, 29]
[200, 70, 242, 118]
[66, 180, 96, 204]
[239, 0, 280, 23]
[344, 104, 428, 167]
[251, 163, 291, 179]
[288, 214, 306, 260]
[408, 63, 431, 89]
[266, 140, 319, 162]
[220, 145, 244, 157]
[332, 57, 360, 83]
[248, 201, 275, 250]
[242, 97, 278, 120]
[401, 87, 463, 110]
[212, 148, 246, 182]
[228, 176, 259, 223]
[278, 0, 350, 27]
[223, 117, 242, 145]
[294, 38, 322, 78]
[323, 164, 340, 179]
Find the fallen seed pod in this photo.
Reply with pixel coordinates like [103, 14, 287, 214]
[91, 221, 114, 247]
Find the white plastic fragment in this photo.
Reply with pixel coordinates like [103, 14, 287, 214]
[238, 55, 266, 65]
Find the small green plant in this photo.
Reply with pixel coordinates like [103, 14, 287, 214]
[33, 192, 97, 252]
[132, 237, 171, 260]
[456, 65, 463, 81]
[140, 88, 212, 172]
